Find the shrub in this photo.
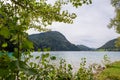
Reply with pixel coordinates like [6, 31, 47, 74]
[0, 52, 94, 80]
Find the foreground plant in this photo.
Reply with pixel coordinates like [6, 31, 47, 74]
[0, 0, 92, 80]
[102, 54, 111, 68]
[75, 58, 94, 80]
[0, 52, 95, 80]
[21, 53, 94, 80]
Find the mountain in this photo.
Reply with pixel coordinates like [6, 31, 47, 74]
[77, 45, 95, 51]
[29, 31, 81, 51]
[97, 39, 119, 51]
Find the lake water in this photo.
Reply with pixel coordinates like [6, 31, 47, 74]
[32, 51, 120, 71]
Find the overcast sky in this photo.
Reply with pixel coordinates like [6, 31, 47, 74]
[27, 0, 120, 48]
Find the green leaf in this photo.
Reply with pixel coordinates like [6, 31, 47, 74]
[35, 56, 40, 59]
[22, 40, 33, 49]
[68, 64, 72, 70]
[19, 61, 38, 75]
[42, 53, 49, 59]
[50, 56, 56, 60]
[0, 69, 9, 77]
[2, 43, 8, 48]
[0, 27, 10, 38]
[5, 75, 16, 80]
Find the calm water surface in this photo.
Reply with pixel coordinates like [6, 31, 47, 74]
[32, 51, 120, 71]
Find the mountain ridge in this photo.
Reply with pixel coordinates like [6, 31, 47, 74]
[29, 31, 119, 51]
[29, 31, 81, 51]
[97, 38, 120, 51]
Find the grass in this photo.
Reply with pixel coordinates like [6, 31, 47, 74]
[97, 61, 120, 80]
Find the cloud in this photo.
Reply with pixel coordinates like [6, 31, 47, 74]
[28, 0, 120, 48]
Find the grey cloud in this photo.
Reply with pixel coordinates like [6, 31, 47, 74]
[28, 0, 120, 48]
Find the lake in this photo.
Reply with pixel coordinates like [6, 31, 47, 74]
[32, 51, 120, 71]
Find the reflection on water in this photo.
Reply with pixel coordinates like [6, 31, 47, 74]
[32, 51, 120, 71]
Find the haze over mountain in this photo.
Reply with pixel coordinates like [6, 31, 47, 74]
[77, 45, 95, 51]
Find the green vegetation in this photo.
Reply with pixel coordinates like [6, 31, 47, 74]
[0, 0, 92, 80]
[75, 58, 94, 80]
[109, 0, 120, 48]
[0, 52, 94, 80]
[0, 0, 120, 80]
[109, 0, 120, 34]
[99, 1, 120, 79]
[97, 1, 120, 79]
[97, 61, 120, 80]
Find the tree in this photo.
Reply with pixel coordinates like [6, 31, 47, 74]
[0, 0, 92, 80]
[109, 0, 120, 33]
[109, 0, 120, 48]
[0, 0, 92, 52]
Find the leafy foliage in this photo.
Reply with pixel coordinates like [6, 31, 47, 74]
[109, 0, 120, 33]
[109, 0, 120, 48]
[0, 52, 94, 80]
[75, 58, 94, 80]
[102, 55, 111, 68]
[0, 0, 92, 52]
[0, 0, 92, 80]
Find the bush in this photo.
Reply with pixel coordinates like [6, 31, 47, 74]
[75, 58, 94, 80]
[0, 52, 94, 80]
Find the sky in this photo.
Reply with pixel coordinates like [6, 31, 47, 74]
[27, 0, 120, 48]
